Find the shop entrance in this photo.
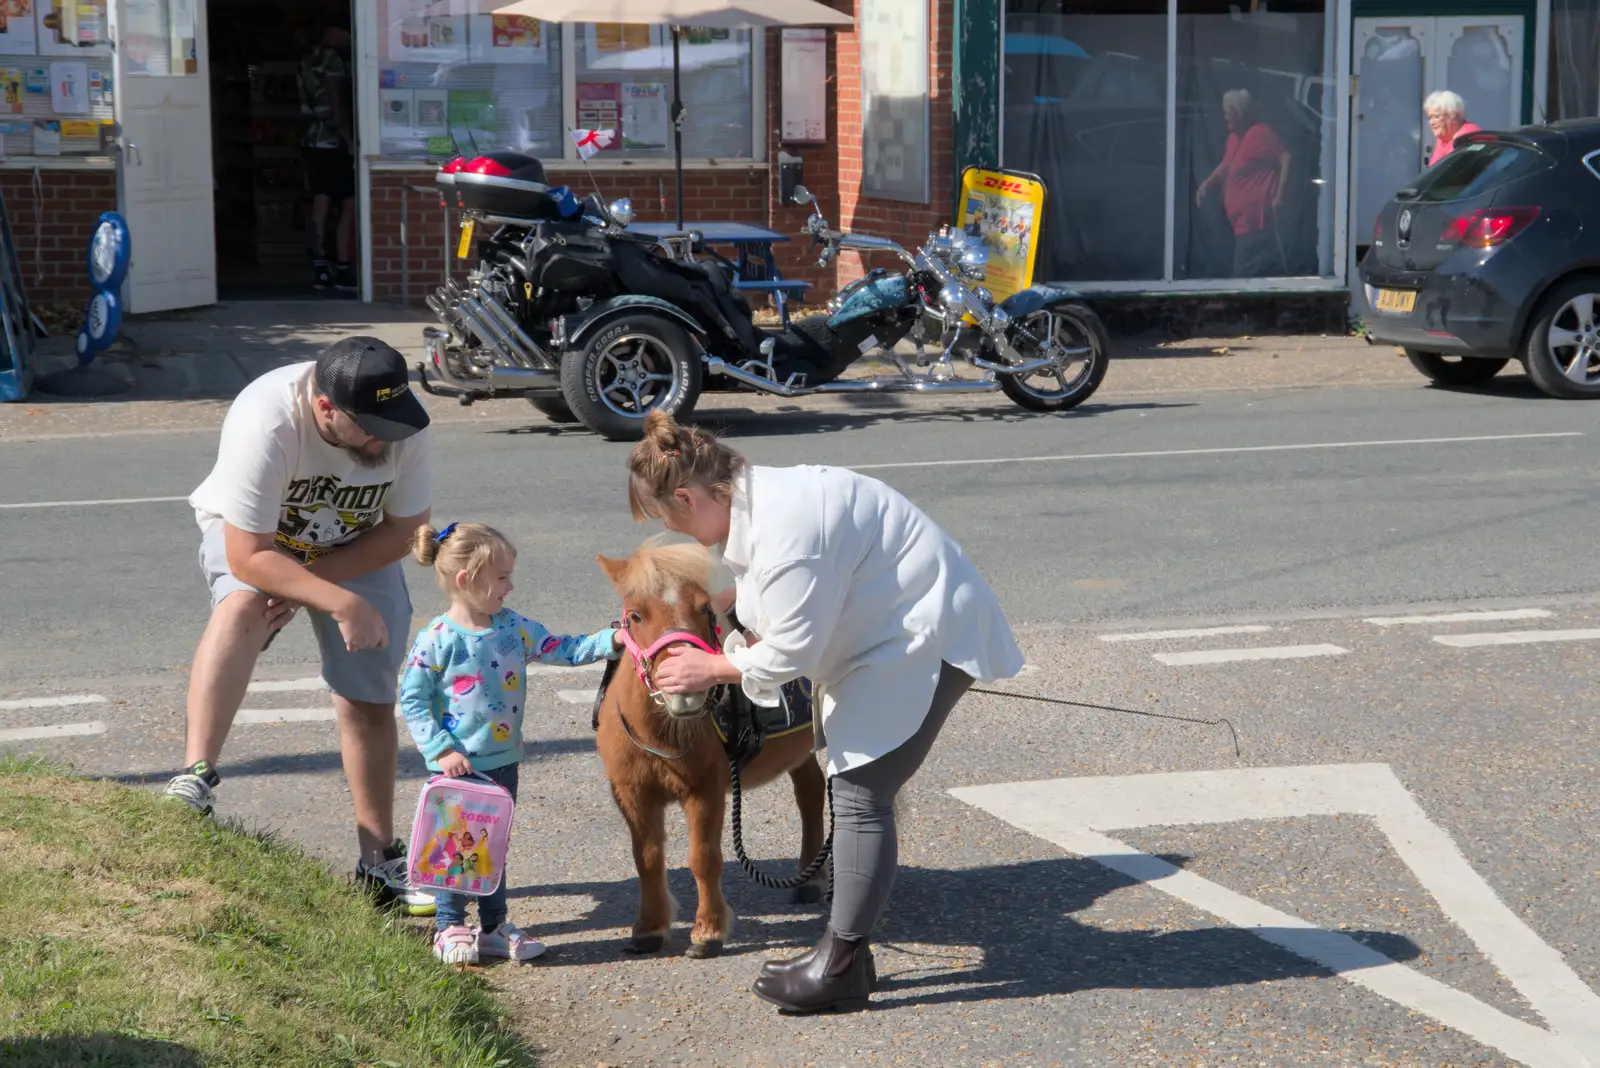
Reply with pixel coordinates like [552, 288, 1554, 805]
[207, 0, 357, 299]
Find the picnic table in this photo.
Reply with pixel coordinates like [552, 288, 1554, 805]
[627, 221, 813, 327]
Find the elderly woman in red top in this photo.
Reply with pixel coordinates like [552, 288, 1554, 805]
[1425, 90, 1480, 166]
[1196, 88, 1293, 277]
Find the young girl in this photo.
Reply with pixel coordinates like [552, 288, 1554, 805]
[401, 520, 621, 965]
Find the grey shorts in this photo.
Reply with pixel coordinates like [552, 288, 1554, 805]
[198, 519, 413, 705]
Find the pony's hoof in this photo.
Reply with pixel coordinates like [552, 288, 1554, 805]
[791, 884, 823, 906]
[623, 934, 665, 955]
[686, 939, 723, 959]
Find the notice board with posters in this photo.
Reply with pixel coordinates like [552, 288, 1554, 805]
[955, 166, 1048, 303]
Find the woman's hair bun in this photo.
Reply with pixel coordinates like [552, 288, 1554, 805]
[644, 409, 681, 452]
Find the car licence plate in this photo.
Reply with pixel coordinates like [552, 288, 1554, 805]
[1374, 288, 1416, 313]
[456, 220, 475, 259]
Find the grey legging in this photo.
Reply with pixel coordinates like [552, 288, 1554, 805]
[828, 661, 974, 938]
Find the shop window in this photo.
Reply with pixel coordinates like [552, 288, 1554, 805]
[1002, 1, 1169, 282]
[376, 2, 565, 160]
[1175, 1, 1337, 280]
[374, 6, 756, 163]
[1001, 0, 1338, 286]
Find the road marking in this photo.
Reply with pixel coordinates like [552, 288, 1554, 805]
[0, 494, 189, 510]
[0, 720, 107, 742]
[952, 764, 1600, 1068]
[1098, 625, 1272, 643]
[1434, 629, 1600, 648]
[247, 677, 327, 693]
[0, 694, 108, 710]
[850, 432, 1584, 472]
[1153, 643, 1346, 666]
[235, 708, 338, 724]
[1367, 609, 1554, 626]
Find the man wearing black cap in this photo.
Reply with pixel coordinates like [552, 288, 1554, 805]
[166, 336, 438, 917]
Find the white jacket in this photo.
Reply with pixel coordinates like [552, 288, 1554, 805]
[718, 464, 1023, 775]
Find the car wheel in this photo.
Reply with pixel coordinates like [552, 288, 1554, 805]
[1404, 349, 1509, 386]
[1524, 278, 1600, 398]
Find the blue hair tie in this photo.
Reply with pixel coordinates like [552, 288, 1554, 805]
[435, 522, 458, 543]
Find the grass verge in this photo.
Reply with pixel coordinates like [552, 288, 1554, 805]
[0, 755, 538, 1068]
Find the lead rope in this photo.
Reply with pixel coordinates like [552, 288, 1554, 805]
[970, 687, 1242, 758]
[729, 756, 834, 892]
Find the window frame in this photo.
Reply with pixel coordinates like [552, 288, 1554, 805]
[997, 0, 1353, 292]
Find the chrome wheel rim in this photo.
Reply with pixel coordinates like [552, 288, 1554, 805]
[1547, 293, 1600, 386]
[1011, 311, 1096, 400]
[592, 333, 683, 419]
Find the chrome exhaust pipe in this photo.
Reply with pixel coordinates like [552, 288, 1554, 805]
[479, 293, 557, 371]
[705, 358, 1000, 397]
[454, 299, 518, 365]
[422, 327, 559, 394]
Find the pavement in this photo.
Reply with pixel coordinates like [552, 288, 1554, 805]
[1, 305, 1596, 1068]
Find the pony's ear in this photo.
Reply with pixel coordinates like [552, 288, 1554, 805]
[596, 554, 629, 589]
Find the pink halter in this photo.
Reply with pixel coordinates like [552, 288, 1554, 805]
[617, 613, 722, 706]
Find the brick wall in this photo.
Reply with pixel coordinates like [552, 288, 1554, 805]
[833, 0, 957, 284]
[1, 169, 117, 306]
[369, 22, 847, 309]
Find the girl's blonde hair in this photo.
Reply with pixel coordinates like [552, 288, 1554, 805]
[412, 521, 515, 589]
[626, 409, 746, 521]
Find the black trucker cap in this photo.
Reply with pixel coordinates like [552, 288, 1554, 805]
[314, 336, 431, 442]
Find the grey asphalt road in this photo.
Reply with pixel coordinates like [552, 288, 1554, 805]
[1, 378, 1597, 1067]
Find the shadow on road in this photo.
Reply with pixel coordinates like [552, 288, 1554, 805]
[504, 856, 1421, 1008]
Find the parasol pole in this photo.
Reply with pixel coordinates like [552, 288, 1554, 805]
[671, 25, 685, 230]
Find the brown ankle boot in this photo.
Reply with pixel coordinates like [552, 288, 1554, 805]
[751, 925, 872, 1013]
[760, 939, 877, 989]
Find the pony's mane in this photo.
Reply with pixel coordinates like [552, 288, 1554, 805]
[618, 534, 718, 602]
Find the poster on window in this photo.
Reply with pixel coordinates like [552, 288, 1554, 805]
[0, 0, 37, 56]
[587, 22, 651, 55]
[576, 80, 621, 150]
[860, 0, 927, 202]
[35, 0, 107, 56]
[955, 167, 1046, 302]
[780, 28, 826, 143]
[386, 0, 466, 64]
[469, 14, 545, 64]
[621, 82, 667, 150]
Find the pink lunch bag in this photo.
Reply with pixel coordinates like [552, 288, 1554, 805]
[407, 772, 516, 897]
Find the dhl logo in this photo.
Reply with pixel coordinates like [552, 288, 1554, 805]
[980, 176, 1030, 194]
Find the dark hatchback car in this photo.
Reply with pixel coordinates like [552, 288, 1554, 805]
[1356, 119, 1600, 398]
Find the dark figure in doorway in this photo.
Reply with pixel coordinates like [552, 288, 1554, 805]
[300, 23, 356, 293]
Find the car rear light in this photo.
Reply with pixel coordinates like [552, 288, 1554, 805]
[1439, 207, 1541, 249]
[1373, 213, 1382, 243]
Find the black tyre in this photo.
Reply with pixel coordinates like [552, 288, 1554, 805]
[1522, 277, 1600, 398]
[525, 394, 579, 423]
[1405, 349, 1508, 386]
[997, 301, 1111, 412]
[560, 313, 703, 441]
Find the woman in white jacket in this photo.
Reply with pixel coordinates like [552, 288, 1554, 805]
[627, 411, 1024, 1014]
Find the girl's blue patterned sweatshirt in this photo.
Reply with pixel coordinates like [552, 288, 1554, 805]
[400, 610, 619, 772]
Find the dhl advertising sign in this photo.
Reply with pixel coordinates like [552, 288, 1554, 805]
[955, 167, 1047, 303]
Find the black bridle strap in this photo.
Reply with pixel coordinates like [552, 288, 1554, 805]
[614, 699, 685, 761]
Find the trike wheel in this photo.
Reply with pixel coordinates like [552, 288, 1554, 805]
[560, 313, 703, 441]
[997, 302, 1111, 412]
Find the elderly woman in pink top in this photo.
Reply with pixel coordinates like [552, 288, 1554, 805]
[1196, 88, 1292, 277]
[1426, 90, 1480, 166]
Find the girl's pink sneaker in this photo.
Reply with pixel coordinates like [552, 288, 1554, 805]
[477, 922, 545, 961]
[434, 924, 478, 965]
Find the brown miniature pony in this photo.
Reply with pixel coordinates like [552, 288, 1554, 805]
[594, 538, 828, 959]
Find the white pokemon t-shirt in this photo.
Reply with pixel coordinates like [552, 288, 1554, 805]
[189, 361, 433, 562]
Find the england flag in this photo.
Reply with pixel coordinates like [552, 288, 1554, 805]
[571, 128, 615, 159]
